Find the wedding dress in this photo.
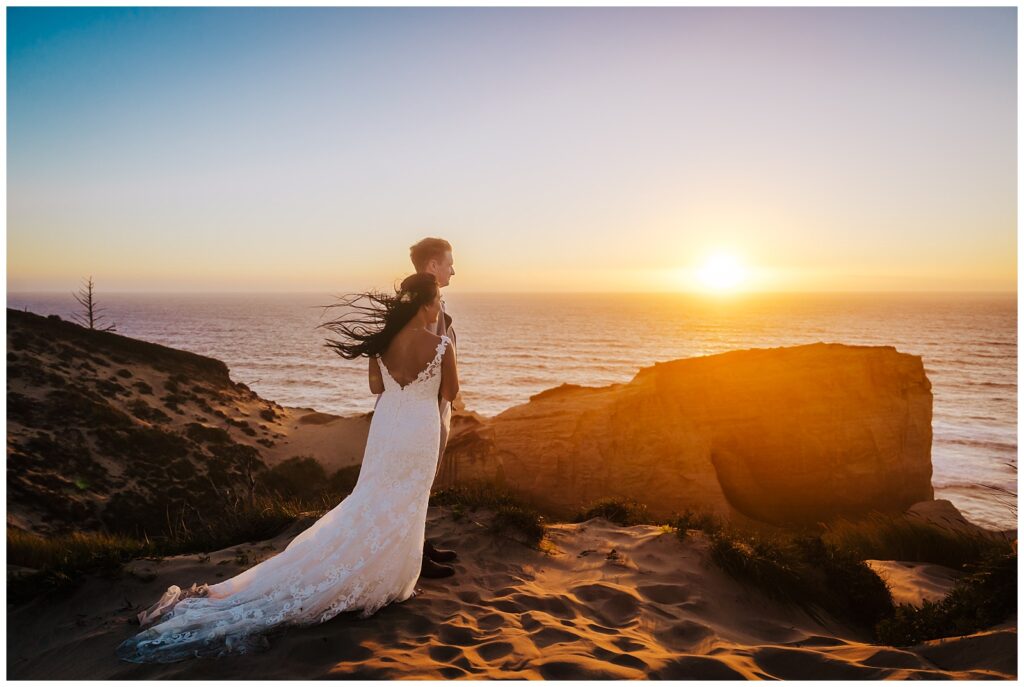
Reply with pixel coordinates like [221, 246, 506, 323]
[116, 335, 452, 663]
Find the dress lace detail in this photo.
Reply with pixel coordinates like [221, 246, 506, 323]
[116, 336, 452, 663]
[377, 335, 450, 392]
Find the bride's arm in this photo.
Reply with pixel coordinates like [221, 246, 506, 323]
[439, 342, 459, 403]
[368, 355, 384, 394]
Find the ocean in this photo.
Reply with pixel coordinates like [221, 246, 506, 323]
[7, 290, 1017, 531]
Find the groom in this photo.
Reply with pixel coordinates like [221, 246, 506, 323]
[409, 237, 459, 579]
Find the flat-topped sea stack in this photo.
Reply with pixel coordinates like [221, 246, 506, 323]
[440, 343, 934, 525]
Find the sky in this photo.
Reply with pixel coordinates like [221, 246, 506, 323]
[6, 6, 1018, 293]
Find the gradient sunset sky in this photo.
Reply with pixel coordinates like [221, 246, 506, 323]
[7, 6, 1017, 293]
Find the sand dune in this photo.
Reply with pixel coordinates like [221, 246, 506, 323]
[7, 508, 1015, 679]
[260, 406, 371, 474]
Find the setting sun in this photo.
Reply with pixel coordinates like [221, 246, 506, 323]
[695, 252, 747, 292]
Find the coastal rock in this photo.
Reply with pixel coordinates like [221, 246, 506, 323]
[440, 343, 935, 525]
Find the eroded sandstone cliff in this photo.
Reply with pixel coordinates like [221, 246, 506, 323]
[439, 343, 934, 525]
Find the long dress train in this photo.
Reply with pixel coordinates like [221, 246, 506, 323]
[116, 335, 452, 663]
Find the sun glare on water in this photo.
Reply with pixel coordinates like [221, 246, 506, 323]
[695, 252, 747, 293]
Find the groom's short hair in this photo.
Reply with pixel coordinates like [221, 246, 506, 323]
[410, 237, 452, 271]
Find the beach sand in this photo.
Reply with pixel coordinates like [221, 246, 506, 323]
[7, 508, 1016, 679]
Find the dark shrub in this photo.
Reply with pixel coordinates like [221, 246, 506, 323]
[160, 395, 187, 416]
[185, 422, 232, 445]
[95, 378, 126, 401]
[328, 465, 362, 494]
[8, 392, 40, 425]
[97, 425, 191, 465]
[430, 482, 547, 547]
[709, 531, 803, 603]
[669, 508, 725, 537]
[166, 457, 196, 480]
[489, 505, 546, 547]
[875, 550, 1017, 646]
[129, 398, 171, 424]
[45, 387, 133, 429]
[822, 510, 1011, 569]
[430, 482, 532, 510]
[574, 496, 651, 526]
[794, 535, 894, 629]
[260, 456, 327, 500]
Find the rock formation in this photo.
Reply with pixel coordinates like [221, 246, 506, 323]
[440, 343, 934, 525]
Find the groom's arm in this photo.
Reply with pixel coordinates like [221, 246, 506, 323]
[368, 355, 384, 395]
[439, 343, 459, 403]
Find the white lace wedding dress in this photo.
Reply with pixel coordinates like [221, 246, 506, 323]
[116, 335, 452, 663]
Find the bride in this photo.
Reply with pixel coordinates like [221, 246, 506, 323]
[116, 272, 459, 663]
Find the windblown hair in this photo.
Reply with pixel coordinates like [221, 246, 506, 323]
[319, 273, 440, 360]
[409, 237, 452, 272]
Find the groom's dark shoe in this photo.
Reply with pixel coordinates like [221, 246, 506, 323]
[420, 555, 455, 579]
[424, 539, 457, 563]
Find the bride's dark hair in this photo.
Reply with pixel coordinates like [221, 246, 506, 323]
[318, 272, 440, 359]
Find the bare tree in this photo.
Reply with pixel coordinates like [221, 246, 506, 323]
[71, 276, 117, 331]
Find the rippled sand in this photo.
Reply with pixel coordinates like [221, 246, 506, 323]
[7, 507, 1016, 679]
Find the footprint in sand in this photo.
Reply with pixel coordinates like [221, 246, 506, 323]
[538, 657, 640, 680]
[519, 611, 543, 631]
[654, 618, 715, 649]
[570, 582, 641, 627]
[511, 592, 576, 620]
[594, 646, 649, 671]
[532, 626, 583, 648]
[637, 583, 691, 605]
[613, 636, 648, 652]
[438, 666, 467, 679]
[428, 644, 463, 663]
[491, 586, 519, 598]
[654, 655, 746, 679]
[586, 622, 623, 635]
[455, 589, 481, 604]
[475, 640, 515, 661]
[476, 613, 505, 631]
[489, 598, 522, 614]
[751, 646, 884, 679]
[438, 625, 479, 646]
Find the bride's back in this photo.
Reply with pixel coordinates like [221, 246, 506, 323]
[379, 328, 444, 386]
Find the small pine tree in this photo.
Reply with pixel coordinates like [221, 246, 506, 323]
[71, 276, 117, 331]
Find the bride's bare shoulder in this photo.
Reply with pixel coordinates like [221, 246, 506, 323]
[414, 330, 444, 346]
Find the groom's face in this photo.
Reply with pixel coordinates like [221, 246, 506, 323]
[428, 251, 455, 288]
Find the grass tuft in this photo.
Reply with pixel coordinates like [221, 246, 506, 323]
[573, 496, 651, 526]
[430, 482, 547, 547]
[821, 510, 1013, 568]
[668, 508, 725, 539]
